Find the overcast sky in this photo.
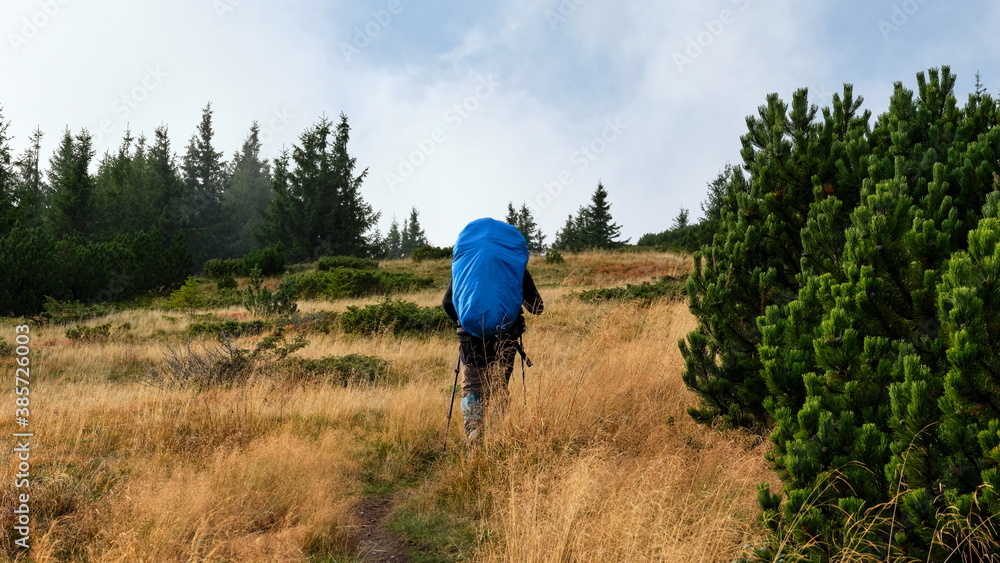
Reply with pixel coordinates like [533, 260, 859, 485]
[1, 0, 997, 246]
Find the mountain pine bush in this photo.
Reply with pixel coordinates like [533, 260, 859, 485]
[682, 67, 1000, 559]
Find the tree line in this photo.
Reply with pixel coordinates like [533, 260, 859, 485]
[0, 102, 633, 315]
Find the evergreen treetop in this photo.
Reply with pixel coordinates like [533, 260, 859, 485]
[401, 206, 428, 257]
[554, 182, 626, 251]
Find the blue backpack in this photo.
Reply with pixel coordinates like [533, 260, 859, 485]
[451, 218, 529, 338]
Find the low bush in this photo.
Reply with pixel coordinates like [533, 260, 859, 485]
[65, 322, 132, 342]
[575, 276, 685, 303]
[1, 227, 189, 317]
[281, 269, 434, 300]
[244, 267, 298, 317]
[339, 300, 453, 336]
[203, 243, 286, 279]
[282, 354, 392, 386]
[188, 320, 270, 338]
[149, 329, 307, 390]
[41, 297, 116, 324]
[203, 258, 245, 280]
[165, 277, 207, 311]
[0, 338, 14, 358]
[244, 243, 286, 276]
[316, 255, 379, 271]
[544, 249, 564, 264]
[411, 245, 452, 262]
[216, 275, 238, 290]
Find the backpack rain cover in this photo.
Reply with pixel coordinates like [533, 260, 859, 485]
[452, 218, 529, 338]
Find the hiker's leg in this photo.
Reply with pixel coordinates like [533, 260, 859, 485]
[487, 340, 518, 419]
[461, 362, 485, 445]
[459, 339, 489, 446]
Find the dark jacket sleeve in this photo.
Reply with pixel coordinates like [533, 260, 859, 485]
[522, 270, 544, 315]
[442, 282, 458, 323]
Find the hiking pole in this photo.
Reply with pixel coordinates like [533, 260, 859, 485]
[442, 353, 461, 454]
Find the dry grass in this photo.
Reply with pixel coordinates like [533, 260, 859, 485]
[0, 251, 774, 562]
[435, 297, 775, 563]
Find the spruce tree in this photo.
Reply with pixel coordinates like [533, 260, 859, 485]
[505, 201, 518, 226]
[553, 183, 624, 252]
[323, 113, 379, 257]
[580, 182, 624, 248]
[671, 208, 689, 230]
[518, 203, 545, 253]
[147, 126, 188, 243]
[701, 165, 735, 228]
[263, 114, 379, 260]
[553, 212, 581, 251]
[222, 122, 272, 257]
[383, 216, 403, 259]
[182, 103, 227, 264]
[46, 128, 96, 240]
[12, 128, 45, 229]
[262, 149, 302, 256]
[92, 130, 150, 239]
[400, 207, 427, 257]
[506, 201, 545, 253]
[0, 109, 15, 235]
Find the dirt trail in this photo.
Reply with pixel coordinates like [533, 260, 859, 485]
[355, 496, 411, 562]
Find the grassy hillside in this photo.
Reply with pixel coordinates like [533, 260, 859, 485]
[0, 251, 775, 562]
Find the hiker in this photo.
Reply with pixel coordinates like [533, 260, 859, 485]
[442, 218, 544, 446]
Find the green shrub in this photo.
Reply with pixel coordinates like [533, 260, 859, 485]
[411, 245, 452, 262]
[159, 277, 242, 311]
[339, 300, 452, 336]
[244, 243, 286, 276]
[544, 249, 564, 264]
[282, 354, 392, 386]
[188, 320, 269, 338]
[685, 69, 1000, 559]
[244, 267, 298, 317]
[316, 255, 379, 271]
[576, 276, 685, 303]
[65, 322, 132, 342]
[202, 244, 286, 280]
[216, 275, 238, 290]
[0, 338, 14, 358]
[203, 258, 245, 279]
[41, 297, 116, 324]
[281, 269, 434, 300]
[0, 227, 189, 317]
[165, 277, 207, 311]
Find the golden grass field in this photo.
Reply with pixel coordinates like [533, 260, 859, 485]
[0, 251, 778, 562]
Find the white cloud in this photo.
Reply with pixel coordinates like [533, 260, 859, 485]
[0, 0, 996, 246]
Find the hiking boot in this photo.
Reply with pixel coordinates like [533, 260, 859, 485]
[466, 427, 482, 447]
[461, 393, 484, 447]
